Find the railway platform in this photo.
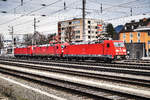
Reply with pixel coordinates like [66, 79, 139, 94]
[141, 57, 150, 60]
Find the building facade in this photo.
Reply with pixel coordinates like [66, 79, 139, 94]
[58, 18, 106, 42]
[119, 18, 150, 57]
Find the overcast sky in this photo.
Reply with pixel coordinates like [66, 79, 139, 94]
[0, 0, 150, 35]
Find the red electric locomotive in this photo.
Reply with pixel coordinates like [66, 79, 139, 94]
[32, 44, 55, 57]
[32, 43, 64, 58]
[14, 40, 126, 62]
[62, 40, 126, 62]
[14, 46, 33, 57]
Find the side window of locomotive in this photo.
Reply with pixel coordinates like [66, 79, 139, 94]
[61, 45, 66, 49]
[56, 46, 59, 49]
[107, 43, 110, 48]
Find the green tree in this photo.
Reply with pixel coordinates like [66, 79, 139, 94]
[106, 23, 117, 40]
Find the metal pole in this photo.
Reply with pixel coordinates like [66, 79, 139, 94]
[34, 17, 36, 34]
[21, 0, 23, 6]
[143, 43, 145, 57]
[130, 8, 132, 16]
[90, 21, 92, 42]
[11, 26, 14, 56]
[32, 17, 36, 45]
[82, 0, 86, 42]
[147, 41, 149, 57]
[100, 3, 102, 13]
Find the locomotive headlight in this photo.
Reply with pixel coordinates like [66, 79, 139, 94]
[123, 49, 126, 52]
[116, 49, 119, 52]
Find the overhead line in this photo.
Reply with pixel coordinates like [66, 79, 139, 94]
[0, 0, 62, 26]
[11, 0, 81, 28]
[2, 0, 33, 14]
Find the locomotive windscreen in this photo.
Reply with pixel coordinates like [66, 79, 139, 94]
[113, 42, 124, 47]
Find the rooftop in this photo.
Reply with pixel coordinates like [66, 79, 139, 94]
[120, 18, 150, 33]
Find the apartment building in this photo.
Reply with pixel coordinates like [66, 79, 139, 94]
[119, 18, 150, 56]
[58, 18, 106, 42]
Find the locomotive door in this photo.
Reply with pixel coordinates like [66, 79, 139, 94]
[104, 43, 110, 55]
[54, 44, 62, 57]
[27, 47, 31, 56]
[54, 46, 59, 57]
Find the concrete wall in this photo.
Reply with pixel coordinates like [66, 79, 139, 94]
[125, 43, 145, 59]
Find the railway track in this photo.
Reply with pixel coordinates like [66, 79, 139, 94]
[1, 58, 150, 86]
[0, 58, 150, 99]
[121, 59, 150, 64]
[2, 58, 150, 74]
[2, 57, 150, 69]
[2, 56, 150, 67]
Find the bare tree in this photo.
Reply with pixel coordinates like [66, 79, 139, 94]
[64, 27, 75, 43]
[23, 34, 33, 46]
[23, 32, 48, 46]
[34, 32, 47, 45]
[47, 33, 56, 43]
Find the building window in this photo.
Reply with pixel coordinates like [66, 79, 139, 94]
[123, 33, 126, 39]
[88, 21, 91, 24]
[69, 22, 72, 25]
[148, 41, 150, 45]
[76, 30, 80, 34]
[72, 20, 80, 24]
[124, 26, 127, 30]
[76, 36, 80, 39]
[88, 31, 91, 34]
[88, 26, 91, 28]
[61, 22, 68, 26]
[62, 28, 65, 30]
[138, 39, 140, 43]
[130, 40, 133, 43]
[132, 25, 134, 29]
[73, 26, 80, 29]
[148, 32, 150, 36]
[130, 32, 133, 38]
[137, 32, 140, 38]
[88, 36, 91, 39]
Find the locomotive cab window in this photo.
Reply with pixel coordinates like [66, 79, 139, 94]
[61, 45, 66, 49]
[107, 43, 110, 48]
[114, 42, 124, 47]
